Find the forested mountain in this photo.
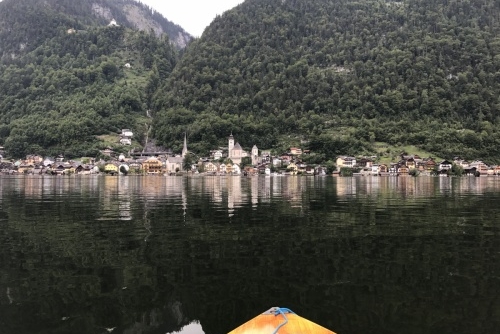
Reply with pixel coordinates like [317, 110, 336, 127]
[0, 0, 179, 158]
[153, 0, 500, 162]
[2, 0, 500, 162]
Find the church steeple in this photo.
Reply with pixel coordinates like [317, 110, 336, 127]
[228, 132, 235, 157]
[182, 132, 188, 158]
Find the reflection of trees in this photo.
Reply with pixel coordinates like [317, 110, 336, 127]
[0, 176, 500, 333]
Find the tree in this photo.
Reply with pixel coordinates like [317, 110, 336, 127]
[240, 156, 252, 167]
[182, 153, 197, 172]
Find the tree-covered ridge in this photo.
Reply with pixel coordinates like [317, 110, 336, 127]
[0, 0, 191, 59]
[152, 0, 500, 162]
[0, 25, 178, 158]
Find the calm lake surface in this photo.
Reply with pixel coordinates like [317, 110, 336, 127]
[0, 175, 499, 334]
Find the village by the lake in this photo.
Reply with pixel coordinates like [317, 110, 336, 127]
[0, 129, 496, 177]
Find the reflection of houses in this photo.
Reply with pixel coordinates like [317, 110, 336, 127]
[142, 157, 163, 174]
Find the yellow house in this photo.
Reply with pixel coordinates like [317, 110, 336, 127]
[105, 163, 119, 174]
[287, 162, 298, 175]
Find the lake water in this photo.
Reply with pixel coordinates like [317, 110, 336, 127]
[0, 175, 499, 334]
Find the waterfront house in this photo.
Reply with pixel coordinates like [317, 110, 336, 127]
[397, 165, 409, 175]
[143, 157, 164, 174]
[18, 163, 34, 174]
[305, 166, 315, 175]
[493, 165, 500, 175]
[43, 157, 55, 167]
[336, 156, 356, 168]
[438, 160, 453, 172]
[220, 163, 227, 173]
[470, 160, 489, 175]
[104, 163, 119, 174]
[288, 162, 298, 175]
[233, 164, 241, 175]
[406, 157, 416, 169]
[53, 163, 73, 175]
[204, 161, 219, 173]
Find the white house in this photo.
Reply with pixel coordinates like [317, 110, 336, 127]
[120, 138, 132, 145]
[232, 164, 241, 175]
[121, 129, 133, 137]
[213, 150, 223, 160]
[438, 160, 453, 171]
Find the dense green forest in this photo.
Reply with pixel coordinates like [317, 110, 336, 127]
[2, 0, 500, 162]
[153, 0, 500, 162]
[0, 0, 180, 158]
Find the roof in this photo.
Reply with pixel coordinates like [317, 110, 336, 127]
[167, 156, 183, 163]
[232, 142, 242, 150]
[228, 307, 336, 334]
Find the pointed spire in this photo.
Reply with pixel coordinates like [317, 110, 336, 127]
[182, 132, 188, 158]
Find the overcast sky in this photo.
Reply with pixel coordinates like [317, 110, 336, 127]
[136, 0, 244, 37]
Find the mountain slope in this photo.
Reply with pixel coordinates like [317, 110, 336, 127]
[152, 0, 500, 162]
[0, 0, 192, 59]
[0, 0, 179, 158]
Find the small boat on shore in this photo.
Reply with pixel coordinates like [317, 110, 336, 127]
[228, 307, 336, 334]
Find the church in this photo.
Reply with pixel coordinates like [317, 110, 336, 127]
[228, 133, 259, 165]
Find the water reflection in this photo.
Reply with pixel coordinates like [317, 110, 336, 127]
[0, 175, 499, 334]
